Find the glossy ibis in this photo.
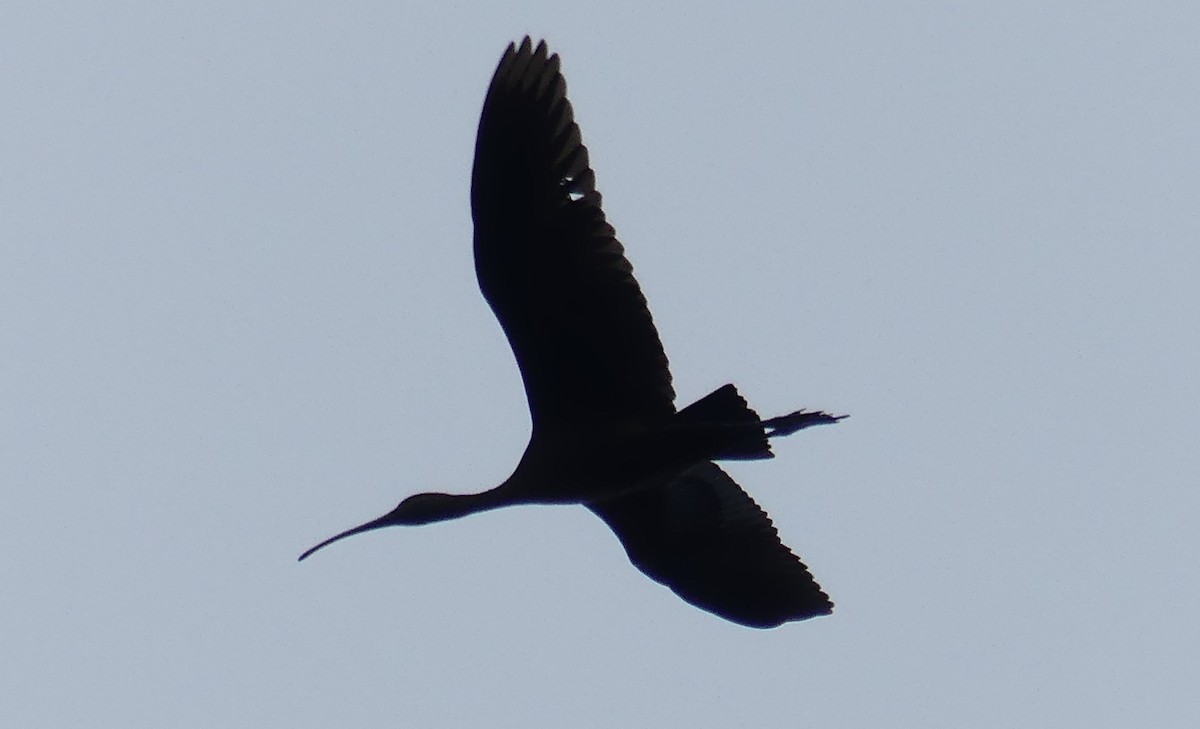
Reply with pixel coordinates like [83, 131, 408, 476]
[300, 37, 845, 629]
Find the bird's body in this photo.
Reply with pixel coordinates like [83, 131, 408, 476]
[301, 38, 844, 629]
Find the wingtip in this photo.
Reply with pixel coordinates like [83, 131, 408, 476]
[508, 36, 544, 55]
[505, 36, 558, 65]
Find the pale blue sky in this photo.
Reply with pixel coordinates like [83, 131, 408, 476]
[4, 2, 1198, 727]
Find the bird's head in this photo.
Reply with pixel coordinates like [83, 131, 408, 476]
[298, 492, 462, 561]
[386, 492, 464, 525]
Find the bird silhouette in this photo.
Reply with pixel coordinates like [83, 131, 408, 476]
[300, 37, 844, 629]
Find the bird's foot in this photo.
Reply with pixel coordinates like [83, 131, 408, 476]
[764, 410, 847, 438]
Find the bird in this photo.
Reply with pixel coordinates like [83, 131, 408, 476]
[299, 37, 845, 629]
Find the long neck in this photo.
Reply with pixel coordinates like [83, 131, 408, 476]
[421, 487, 513, 523]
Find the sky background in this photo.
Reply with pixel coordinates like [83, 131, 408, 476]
[4, 2, 1198, 727]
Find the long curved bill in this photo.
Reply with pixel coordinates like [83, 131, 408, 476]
[298, 512, 393, 561]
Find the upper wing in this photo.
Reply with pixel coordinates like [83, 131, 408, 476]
[471, 38, 675, 431]
[588, 462, 833, 628]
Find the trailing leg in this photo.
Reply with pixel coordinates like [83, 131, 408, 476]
[764, 409, 847, 438]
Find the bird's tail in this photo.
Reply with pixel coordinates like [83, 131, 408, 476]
[677, 384, 772, 460]
[677, 384, 846, 461]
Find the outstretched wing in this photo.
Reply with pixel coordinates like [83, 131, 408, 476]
[472, 38, 675, 431]
[588, 462, 833, 628]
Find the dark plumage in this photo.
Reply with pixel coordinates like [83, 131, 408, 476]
[300, 38, 844, 628]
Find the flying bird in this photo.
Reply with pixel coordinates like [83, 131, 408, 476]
[300, 37, 844, 629]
